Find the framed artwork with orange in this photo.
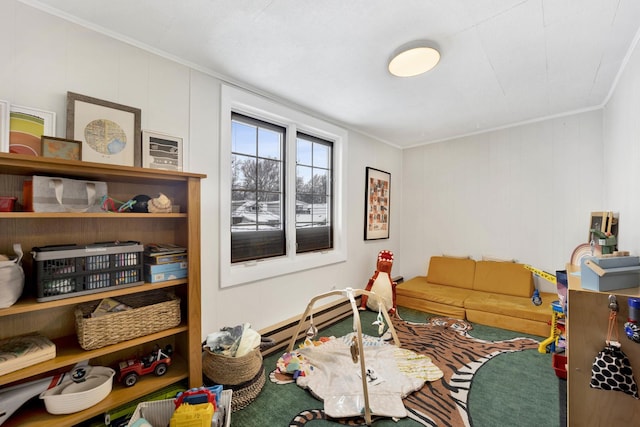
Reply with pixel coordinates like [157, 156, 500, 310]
[9, 105, 56, 156]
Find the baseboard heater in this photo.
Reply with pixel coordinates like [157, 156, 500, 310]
[258, 295, 359, 356]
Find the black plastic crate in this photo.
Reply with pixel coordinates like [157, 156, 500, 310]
[32, 241, 144, 301]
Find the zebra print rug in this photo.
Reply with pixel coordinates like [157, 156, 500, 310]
[269, 316, 539, 426]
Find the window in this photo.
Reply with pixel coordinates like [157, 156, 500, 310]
[231, 113, 286, 263]
[220, 85, 347, 287]
[295, 133, 333, 253]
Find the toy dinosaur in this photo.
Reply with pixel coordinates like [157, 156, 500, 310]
[359, 250, 398, 316]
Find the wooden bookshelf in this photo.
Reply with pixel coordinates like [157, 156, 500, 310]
[0, 153, 205, 425]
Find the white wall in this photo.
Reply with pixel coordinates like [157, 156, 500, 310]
[9, 0, 637, 329]
[603, 35, 640, 254]
[0, 1, 403, 334]
[400, 111, 604, 293]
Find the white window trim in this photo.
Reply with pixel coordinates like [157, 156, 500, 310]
[220, 84, 348, 287]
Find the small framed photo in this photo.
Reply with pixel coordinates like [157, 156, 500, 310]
[0, 100, 9, 152]
[142, 130, 183, 171]
[9, 105, 57, 156]
[41, 136, 82, 161]
[67, 92, 141, 167]
[364, 167, 391, 240]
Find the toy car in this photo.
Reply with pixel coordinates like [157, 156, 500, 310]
[116, 344, 173, 387]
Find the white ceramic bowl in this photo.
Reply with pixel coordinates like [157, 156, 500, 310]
[40, 366, 115, 414]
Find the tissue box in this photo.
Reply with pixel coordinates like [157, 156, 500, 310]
[581, 256, 640, 291]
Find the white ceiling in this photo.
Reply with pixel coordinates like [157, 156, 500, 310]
[23, 0, 640, 148]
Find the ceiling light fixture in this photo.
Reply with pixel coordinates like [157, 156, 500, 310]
[388, 41, 440, 77]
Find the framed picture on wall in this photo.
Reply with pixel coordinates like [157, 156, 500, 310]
[142, 130, 183, 171]
[364, 167, 391, 240]
[66, 92, 141, 167]
[41, 136, 82, 161]
[9, 105, 57, 156]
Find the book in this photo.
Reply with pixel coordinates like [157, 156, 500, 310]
[0, 333, 56, 376]
[144, 243, 187, 256]
[144, 253, 188, 265]
[144, 260, 188, 274]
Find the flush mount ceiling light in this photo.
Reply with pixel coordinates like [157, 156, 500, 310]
[388, 42, 440, 77]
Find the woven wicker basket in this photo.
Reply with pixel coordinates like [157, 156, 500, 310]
[202, 363, 265, 412]
[202, 346, 263, 385]
[227, 368, 266, 412]
[75, 291, 181, 350]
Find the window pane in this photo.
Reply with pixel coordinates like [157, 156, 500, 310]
[313, 143, 330, 168]
[296, 165, 312, 193]
[258, 128, 281, 160]
[257, 191, 282, 228]
[231, 154, 257, 191]
[311, 169, 327, 195]
[232, 199, 258, 231]
[231, 121, 256, 155]
[297, 137, 312, 165]
[258, 159, 281, 192]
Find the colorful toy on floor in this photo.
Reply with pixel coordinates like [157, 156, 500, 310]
[524, 264, 556, 306]
[276, 351, 312, 378]
[359, 250, 398, 316]
[538, 300, 565, 353]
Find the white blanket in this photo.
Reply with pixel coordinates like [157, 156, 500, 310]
[295, 334, 443, 419]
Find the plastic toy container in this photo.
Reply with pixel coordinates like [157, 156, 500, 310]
[552, 353, 567, 380]
[32, 241, 143, 301]
[39, 366, 115, 414]
[127, 389, 232, 427]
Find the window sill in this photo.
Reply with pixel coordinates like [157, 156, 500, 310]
[221, 249, 346, 287]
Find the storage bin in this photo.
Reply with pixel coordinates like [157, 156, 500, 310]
[32, 241, 144, 301]
[552, 353, 567, 380]
[580, 256, 640, 292]
[75, 290, 180, 350]
[127, 389, 232, 427]
[202, 346, 262, 386]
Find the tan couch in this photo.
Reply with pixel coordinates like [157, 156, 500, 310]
[396, 256, 557, 337]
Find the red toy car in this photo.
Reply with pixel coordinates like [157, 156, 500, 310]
[117, 345, 173, 387]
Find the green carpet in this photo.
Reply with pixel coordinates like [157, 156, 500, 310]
[230, 307, 562, 427]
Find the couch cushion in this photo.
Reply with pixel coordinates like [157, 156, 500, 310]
[465, 309, 550, 337]
[472, 260, 533, 297]
[396, 276, 473, 308]
[426, 256, 476, 289]
[463, 290, 557, 323]
[396, 296, 466, 319]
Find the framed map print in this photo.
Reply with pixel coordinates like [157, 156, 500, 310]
[66, 92, 141, 167]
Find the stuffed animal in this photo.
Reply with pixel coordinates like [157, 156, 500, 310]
[359, 250, 398, 316]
